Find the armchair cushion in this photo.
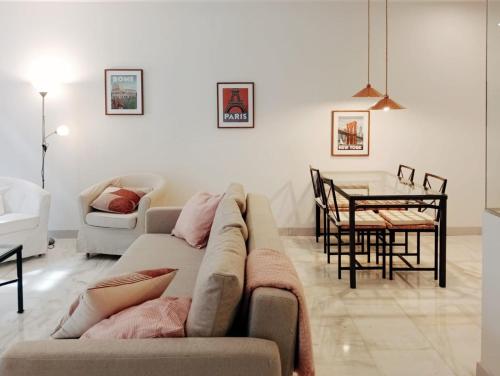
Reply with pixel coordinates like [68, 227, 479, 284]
[91, 187, 147, 214]
[0, 213, 39, 236]
[86, 212, 138, 230]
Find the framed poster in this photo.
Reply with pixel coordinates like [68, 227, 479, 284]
[331, 110, 370, 157]
[105, 69, 143, 115]
[217, 82, 254, 128]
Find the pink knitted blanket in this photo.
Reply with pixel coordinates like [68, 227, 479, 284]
[244, 249, 315, 376]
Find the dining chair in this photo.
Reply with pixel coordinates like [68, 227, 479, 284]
[320, 177, 387, 279]
[309, 166, 327, 245]
[379, 173, 447, 280]
[397, 164, 416, 184]
[367, 164, 416, 258]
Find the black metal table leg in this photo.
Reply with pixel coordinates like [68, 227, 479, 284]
[349, 198, 356, 288]
[315, 205, 320, 243]
[16, 247, 23, 313]
[382, 231, 387, 279]
[439, 197, 447, 288]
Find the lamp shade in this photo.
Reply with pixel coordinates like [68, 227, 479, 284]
[370, 95, 405, 111]
[56, 125, 70, 136]
[353, 84, 383, 98]
[32, 79, 54, 94]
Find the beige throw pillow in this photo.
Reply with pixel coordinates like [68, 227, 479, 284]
[52, 268, 177, 339]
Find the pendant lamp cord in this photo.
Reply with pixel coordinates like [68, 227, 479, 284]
[385, 0, 389, 96]
[368, 0, 371, 84]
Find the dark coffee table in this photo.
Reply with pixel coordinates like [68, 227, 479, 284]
[0, 245, 23, 313]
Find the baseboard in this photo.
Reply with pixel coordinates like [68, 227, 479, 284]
[49, 230, 78, 239]
[476, 362, 492, 376]
[52, 227, 482, 238]
[447, 227, 482, 235]
[279, 227, 482, 236]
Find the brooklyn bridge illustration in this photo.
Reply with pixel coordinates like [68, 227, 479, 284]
[338, 120, 364, 147]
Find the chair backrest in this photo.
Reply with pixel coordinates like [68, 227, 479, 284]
[0, 177, 48, 214]
[309, 166, 322, 199]
[423, 173, 447, 194]
[319, 177, 341, 222]
[420, 173, 447, 220]
[118, 173, 165, 190]
[397, 164, 415, 184]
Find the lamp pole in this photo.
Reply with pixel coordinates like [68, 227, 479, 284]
[39, 91, 55, 247]
[40, 91, 48, 189]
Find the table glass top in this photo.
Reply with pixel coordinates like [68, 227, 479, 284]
[321, 171, 445, 198]
[0, 245, 19, 254]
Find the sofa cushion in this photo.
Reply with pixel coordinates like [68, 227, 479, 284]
[246, 193, 284, 254]
[86, 211, 138, 229]
[225, 183, 246, 213]
[210, 197, 248, 241]
[0, 194, 4, 216]
[107, 234, 205, 297]
[52, 268, 177, 339]
[0, 213, 39, 236]
[186, 225, 246, 337]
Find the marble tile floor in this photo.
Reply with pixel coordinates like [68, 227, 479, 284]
[0, 235, 481, 376]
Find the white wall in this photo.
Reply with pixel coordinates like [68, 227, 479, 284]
[487, 0, 500, 210]
[0, 1, 486, 231]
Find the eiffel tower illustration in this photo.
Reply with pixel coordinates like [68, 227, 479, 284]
[224, 89, 247, 113]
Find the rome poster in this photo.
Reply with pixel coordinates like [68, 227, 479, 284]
[105, 69, 143, 115]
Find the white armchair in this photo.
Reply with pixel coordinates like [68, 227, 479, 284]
[0, 177, 51, 260]
[76, 173, 167, 256]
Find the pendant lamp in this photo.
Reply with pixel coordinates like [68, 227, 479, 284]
[371, 0, 405, 111]
[353, 0, 383, 98]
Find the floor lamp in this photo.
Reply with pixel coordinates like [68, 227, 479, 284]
[37, 90, 69, 247]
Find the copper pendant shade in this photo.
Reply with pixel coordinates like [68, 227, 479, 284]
[370, 0, 405, 110]
[353, 0, 383, 98]
[370, 95, 404, 111]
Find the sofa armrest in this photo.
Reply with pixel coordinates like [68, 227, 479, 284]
[0, 338, 281, 376]
[136, 183, 168, 232]
[248, 287, 298, 376]
[145, 207, 183, 234]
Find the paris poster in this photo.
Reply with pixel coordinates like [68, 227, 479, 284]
[105, 69, 143, 115]
[331, 110, 370, 156]
[217, 82, 254, 128]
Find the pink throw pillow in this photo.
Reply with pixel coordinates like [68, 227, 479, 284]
[81, 296, 191, 339]
[172, 192, 222, 248]
[51, 268, 177, 339]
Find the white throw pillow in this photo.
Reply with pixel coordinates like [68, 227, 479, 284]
[0, 194, 5, 216]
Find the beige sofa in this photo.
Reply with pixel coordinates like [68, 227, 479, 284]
[0, 185, 301, 376]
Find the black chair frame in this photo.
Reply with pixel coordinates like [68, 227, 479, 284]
[387, 173, 447, 280]
[320, 177, 386, 280]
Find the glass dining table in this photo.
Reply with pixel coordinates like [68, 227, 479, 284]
[321, 171, 448, 289]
